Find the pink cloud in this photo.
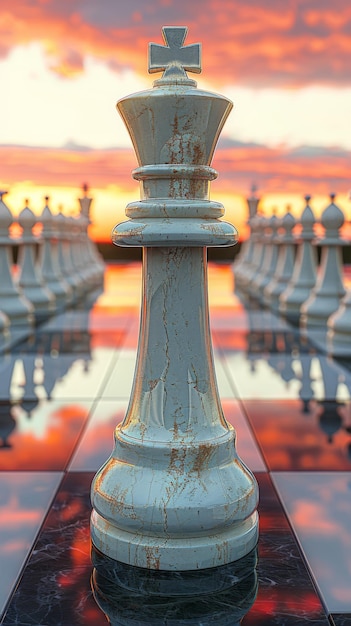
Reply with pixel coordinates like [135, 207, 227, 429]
[1, 142, 350, 197]
[1, 0, 351, 86]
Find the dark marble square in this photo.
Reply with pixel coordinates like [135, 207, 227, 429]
[1, 472, 329, 625]
[331, 616, 351, 626]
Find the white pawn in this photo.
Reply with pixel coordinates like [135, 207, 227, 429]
[280, 195, 318, 324]
[55, 211, 84, 304]
[67, 215, 91, 296]
[232, 185, 259, 289]
[0, 192, 34, 328]
[264, 209, 296, 310]
[300, 194, 346, 330]
[70, 214, 95, 293]
[17, 200, 55, 323]
[250, 212, 280, 301]
[38, 197, 72, 311]
[78, 184, 105, 287]
[236, 212, 262, 291]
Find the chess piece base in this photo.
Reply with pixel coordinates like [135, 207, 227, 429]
[91, 509, 258, 571]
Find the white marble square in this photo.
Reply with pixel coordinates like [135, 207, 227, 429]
[7, 348, 119, 401]
[101, 349, 137, 399]
[213, 352, 238, 399]
[68, 399, 128, 471]
[272, 471, 351, 613]
[223, 351, 304, 399]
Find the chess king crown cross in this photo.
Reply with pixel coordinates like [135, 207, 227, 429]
[148, 26, 201, 80]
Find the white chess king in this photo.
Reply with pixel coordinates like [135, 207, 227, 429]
[91, 26, 259, 571]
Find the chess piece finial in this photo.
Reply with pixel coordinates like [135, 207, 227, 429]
[247, 185, 259, 219]
[149, 26, 201, 84]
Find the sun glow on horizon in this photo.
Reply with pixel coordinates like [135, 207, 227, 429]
[3, 180, 350, 245]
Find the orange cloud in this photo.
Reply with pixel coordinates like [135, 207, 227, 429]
[1, 0, 351, 87]
[1, 142, 350, 197]
[0, 145, 137, 188]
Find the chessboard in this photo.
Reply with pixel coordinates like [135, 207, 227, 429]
[0, 262, 350, 625]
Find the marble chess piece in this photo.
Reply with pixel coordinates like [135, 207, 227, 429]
[68, 214, 93, 296]
[279, 195, 318, 324]
[91, 26, 259, 571]
[241, 213, 266, 294]
[249, 212, 280, 301]
[300, 194, 346, 330]
[0, 192, 34, 328]
[232, 185, 259, 290]
[263, 209, 296, 310]
[327, 281, 351, 357]
[78, 184, 105, 288]
[38, 197, 72, 311]
[17, 200, 55, 323]
[55, 211, 84, 304]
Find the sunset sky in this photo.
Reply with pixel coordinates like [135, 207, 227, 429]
[1, 0, 351, 241]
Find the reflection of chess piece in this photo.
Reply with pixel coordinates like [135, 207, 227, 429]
[298, 349, 315, 414]
[317, 400, 343, 444]
[18, 354, 40, 417]
[91, 545, 258, 626]
[91, 26, 258, 571]
[267, 330, 298, 386]
[39, 292, 94, 399]
[31, 334, 61, 402]
[0, 401, 16, 448]
[317, 353, 341, 400]
[314, 354, 345, 443]
[0, 354, 17, 447]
